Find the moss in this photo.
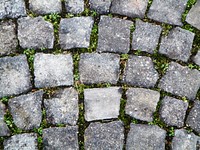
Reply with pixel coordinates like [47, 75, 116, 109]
[23, 49, 35, 73]
[161, 23, 173, 36]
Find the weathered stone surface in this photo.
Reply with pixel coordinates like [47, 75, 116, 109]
[65, 0, 84, 14]
[0, 102, 10, 136]
[123, 55, 159, 88]
[193, 51, 200, 66]
[97, 16, 132, 53]
[159, 27, 194, 62]
[43, 126, 79, 150]
[59, 17, 94, 49]
[159, 96, 188, 127]
[111, 0, 148, 18]
[79, 53, 120, 84]
[18, 16, 54, 49]
[125, 88, 160, 122]
[29, 0, 62, 15]
[0, 21, 18, 56]
[147, 0, 188, 26]
[0, 0, 26, 19]
[158, 62, 200, 100]
[126, 124, 166, 150]
[85, 121, 124, 150]
[34, 53, 74, 88]
[0, 55, 32, 98]
[89, 0, 112, 14]
[44, 87, 79, 125]
[8, 90, 43, 130]
[84, 87, 121, 121]
[4, 133, 38, 150]
[132, 19, 162, 54]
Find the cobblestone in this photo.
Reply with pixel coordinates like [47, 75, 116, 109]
[0, 102, 10, 136]
[65, 0, 84, 14]
[193, 51, 200, 66]
[89, 0, 112, 14]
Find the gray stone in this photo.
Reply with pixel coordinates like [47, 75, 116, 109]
[89, 0, 112, 14]
[84, 87, 122, 121]
[79, 53, 120, 84]
[43, 126, 79, 150]
[18, 16, 54, 49]
[0, 102, 10, 136]
[85, 121, 124, 150]
[8, 90, 43, 130]
[125, 88, 160, 122]
[159, 96, 188, 127]
[44, 87, 79, 125]
[97, 16, 133, 54]
[132, 19, 162, 54]
[3, 133, 38, 150]
[193, 51, 200, 66]
[0, 21, 18, 56]
[123, 55, 159, 88]
[158, 62, 200, 100]
[34, 53, 74, 88]
[126, 124, 166, 150]
[147, 0, 188, 26]
[59, 17, 94, 49]
[0, 55, 32, 98]
[159, 27, 194, 62]
[29, 0, 62, 15]
[111, 0, 148, 18]
[65, 0, 84, 14]
[0, 0, 26, 19]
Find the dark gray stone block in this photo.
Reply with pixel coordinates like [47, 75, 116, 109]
[65, 0, 84, 14]
[0, 102, 10, 136]
[193, 51, 200, 66]
[89, 0, 112, 14]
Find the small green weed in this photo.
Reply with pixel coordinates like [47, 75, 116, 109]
[23, 49, 35, 72]
[161, 24, 173, 36]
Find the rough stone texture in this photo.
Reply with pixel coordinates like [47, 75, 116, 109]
[132, 19, 162, 54]
[0, 55, 32, 98]
[34, 53, 74, 88]
[172, 129, 199, 150]
[111, 0, 148, 18]
[158, 62, 200, 100]
[123, 55, 159, 88]
[125, 88, 160, 122]
[89, 0, 112, 14]
[85, 121, 124, 150]
[59, 17, 94, 49]
[79, 53, 120, 84]
[18, 16, 54, 49]
[29, 0, 62, 15]
[97, 16, 132, 54]
[84, 87, 121, 121]
[0, 0, 26, 19]
[159, 96, 188, 127]
[147, 0, 188, 26]
[159, 27, 194, 62]
[8, 91, 43, 130]
[43, 126, 79, 150]
[0, 102, 10, 136]
[193, 51, 200, 66]
[126, 124, 166, 150]
[65, 0, 84, 14]
[3, 133, 38, 150]
[44, 87, 79, 125]
[0, 21, 18, 56]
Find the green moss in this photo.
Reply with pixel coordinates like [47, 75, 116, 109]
[88, 22, 98, 53]
[23, 49, 35, 73]
[161, 24, 173, 36]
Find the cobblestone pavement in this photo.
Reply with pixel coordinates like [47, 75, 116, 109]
[1, 0, 200, 150]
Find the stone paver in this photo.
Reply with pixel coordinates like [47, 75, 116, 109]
[84, 87, 121, 121]
[89, 0, 112, 14]
[29, 0, 62, 15]
[3, 133, 38, 150]
[158, 62, 200, 100]
[97, 16, 133, 54]
[193, 51, 200, 66]
[159, 27, 194, 62]
[123, 55, 159, 88]
[43, 126, 79, 150]
[85, 121, 124, 150]
[79, 53, 120, 84]
[0, 55, 32, 98]
[59, 17, 94, 49]
[132, 19, 162, 54]
[44, 87, 79, 125]
[8, 90, 43, 130]
[0, 102, 10, 136]
[34, 53, 74, 88]
[159, 96, 188, 127]
[125, 88, 160, 122]
[111, 0, 148, 19]
[18, 16, 54, 49]
[126, 124, 166, 150]
[147, 0, 188, 26]
[65, 0, 84, 14]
